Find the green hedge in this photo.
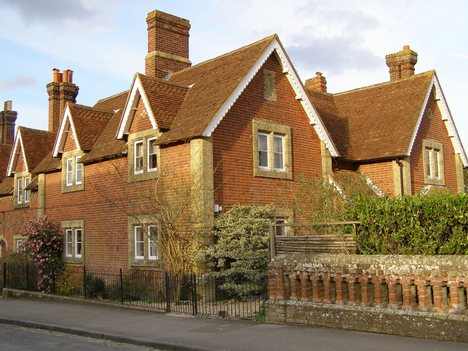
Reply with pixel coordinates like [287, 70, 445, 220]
[346, 192, 467, 255]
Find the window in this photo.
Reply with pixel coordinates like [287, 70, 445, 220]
[258, 133, 269, 168]
[147, 138, 158, 172]
[134, 141, 144, 174]
[66, 158, 73, 186]
[62, 221, 84, 262]
[17, 178, 23, 204]
[62, 152, 85, 192]
[65, 229, 73, 258]
[15, 239, 24, 252]
[128, 217, 161, 267]
[75, 229, 82, 258]
[252, 120, 292, 179]
[273, 135, 284, 170]
[148, 225, 158, 260]
[128, 133, 159, 182]
[75, 156, 83, 185]
[134, 225, 144, 259]
[423, 140, 444, 185]
[16, 175, 31, 206]
[274, 218, 287, 236]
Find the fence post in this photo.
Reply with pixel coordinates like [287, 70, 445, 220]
[191, 273, 198, 316]
[3, 262, 7, 289]
[83, 266, 87, 299]
[165, 272, 171, 312]
[119, 268, 124, 304]
[26, 263, 29, 291]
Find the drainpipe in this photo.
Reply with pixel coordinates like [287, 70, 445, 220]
[396, 159, 404, 196]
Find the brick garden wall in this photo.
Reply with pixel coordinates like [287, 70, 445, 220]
[267, 253, 468, 342]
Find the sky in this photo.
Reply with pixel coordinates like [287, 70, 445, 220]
[0, 0, 467, 152]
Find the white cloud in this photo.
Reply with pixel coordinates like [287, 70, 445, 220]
[0, 76, 36, 90]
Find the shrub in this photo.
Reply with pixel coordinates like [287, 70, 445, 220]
[346, 192, 468, 254]
[22, 216, 63, 292]
[56, 266, 83, 296]
[202, 205, 272, 298]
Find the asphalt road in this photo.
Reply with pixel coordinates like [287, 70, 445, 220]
[0, 324, 160, 351]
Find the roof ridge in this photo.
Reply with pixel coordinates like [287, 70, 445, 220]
[18, 126, 51, 134]
[171, 34, 277, 76]
[95, 90, 129, 105]
[136, 73, 191, 90]
[72, 103, 115, 115]
[334, 70, 435, 96]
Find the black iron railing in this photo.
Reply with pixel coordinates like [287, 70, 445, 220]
[2, 262, 267, 320]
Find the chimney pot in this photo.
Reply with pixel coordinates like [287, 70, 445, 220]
[4, 100, 12, 111]
[53, 68, 62, 83]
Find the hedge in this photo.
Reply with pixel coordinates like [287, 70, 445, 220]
[346, 192, 467, 255]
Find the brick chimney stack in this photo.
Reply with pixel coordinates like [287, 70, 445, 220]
[0, 100, 17, 145]
[385, 45, 418, 81]
[305, 72, 327, 93]
[47, 68, 79, 133]
[145, 10, 191, 80]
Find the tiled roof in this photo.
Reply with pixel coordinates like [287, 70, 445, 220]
[138, 74, 190, 130]
[68, 104, 114, 151]
[32, 150, 60, 174]
[20, 127, 57, 170]
[0, 144, 12, 180]
[0, 176, 13, 196]
[81, 91, 129, 163]
[157, 35, 276, 144]
[308, 71, 434, 161]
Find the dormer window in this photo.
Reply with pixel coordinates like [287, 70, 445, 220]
[15, 174, 31, 207]
[128, 131, 160, 182]
[61, 151, 85, 193]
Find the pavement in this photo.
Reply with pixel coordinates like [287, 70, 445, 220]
[0, 297, 467, 351]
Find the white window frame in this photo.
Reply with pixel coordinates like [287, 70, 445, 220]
[66, 158, 73, 186]
[15, 239, 23, 252]
[148, 225, 158, 260]
[17, 178, 23, 204]
[24, 176, 31, 203]
[273, 134, 285, 171]
[75, 156, 83, 185]
[258, 132, 269, 169]
[65, 229, 73, 258]
[134, 141, 144, 175]
[147, 137, 158, 172]
[134, 225, 144, 259]
[74, 228, 82, 258]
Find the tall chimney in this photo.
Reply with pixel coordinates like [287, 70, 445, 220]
[47, 68, 78, 133]
[0, 100, 17, 145]
[145, 10, 191, 80]
[305, 72, 327, 93]
[385, 45, 418, 81]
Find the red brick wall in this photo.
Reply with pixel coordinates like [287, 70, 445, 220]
[63, 129, 77, 153]
[212, 55, 323, 210]
[358, 161, 394, 196]
[0, 194, 38, 253]
[14, 152, 26, 173]
[409, 88, 458, 193]
[129, 97, 153, 134]
[41, 141, 191, 269]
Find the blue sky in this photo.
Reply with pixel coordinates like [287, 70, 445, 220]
[0, 0, 467, 151]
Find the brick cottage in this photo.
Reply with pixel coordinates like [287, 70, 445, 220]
[0, 10, 465, 270]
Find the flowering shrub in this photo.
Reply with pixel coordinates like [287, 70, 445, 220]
[22, 216, 63, 292]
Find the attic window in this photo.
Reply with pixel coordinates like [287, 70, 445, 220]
[264, 69, 277, 102]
